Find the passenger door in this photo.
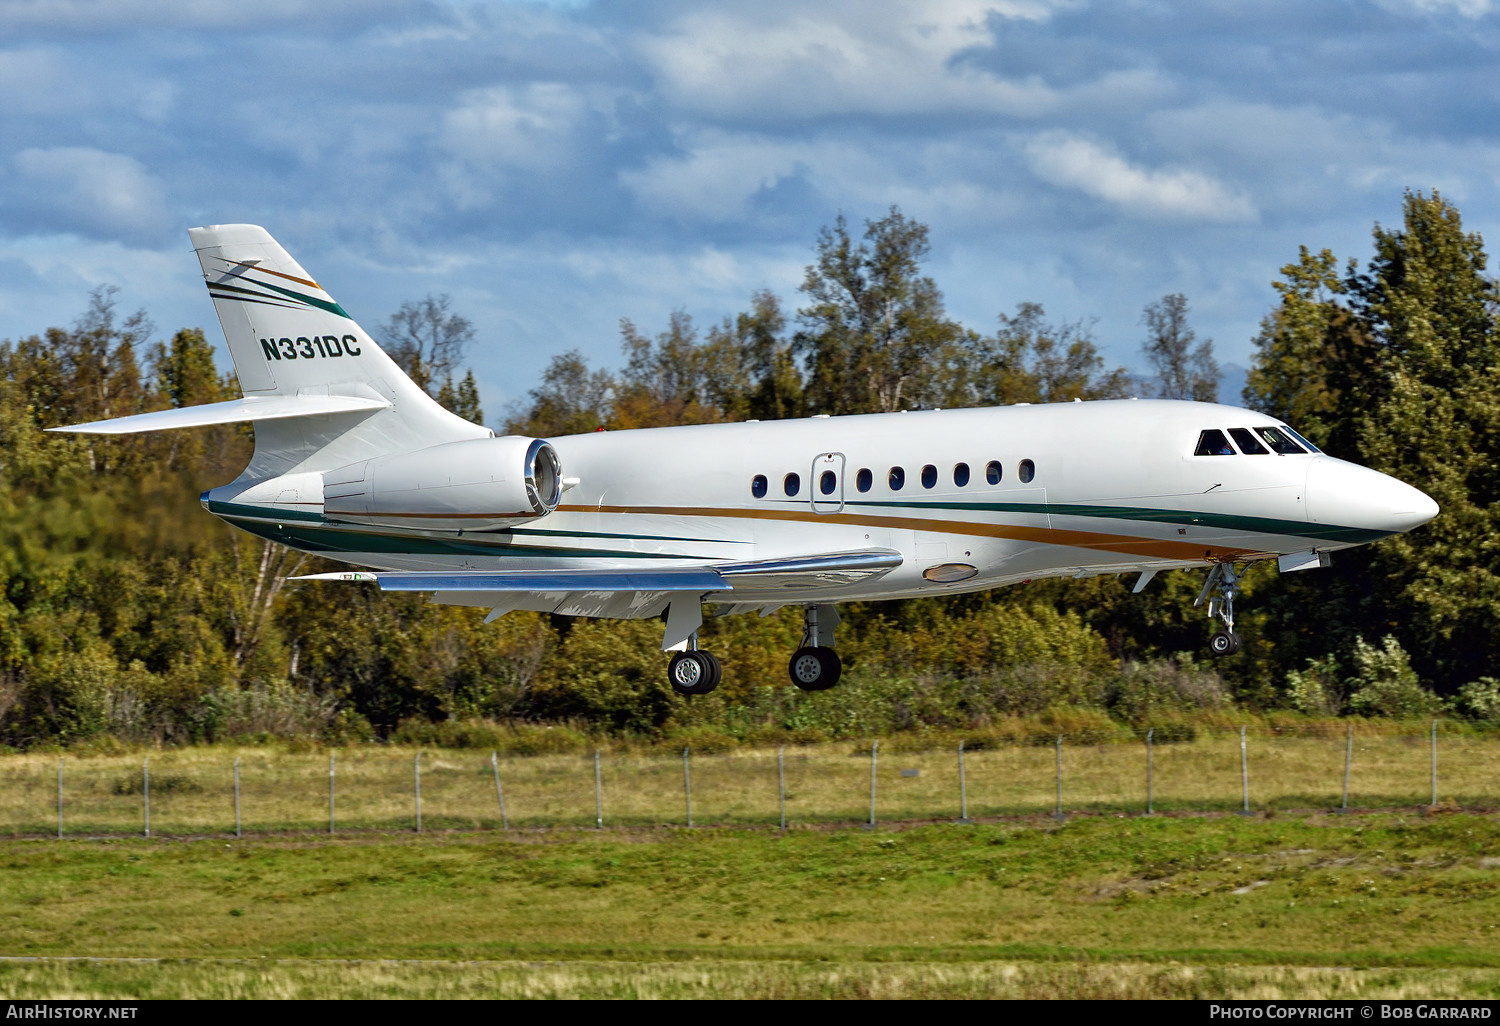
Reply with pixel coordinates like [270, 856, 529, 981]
[810, 452, 845, 514]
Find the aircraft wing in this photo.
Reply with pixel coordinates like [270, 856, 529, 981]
[295, 548, 902, 594]
[293, 548, 903, 625]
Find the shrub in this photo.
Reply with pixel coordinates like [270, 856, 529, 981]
[659, 725, 740, 753]
[1455, 678, 1500, 722]
[1344, 636, 1442, 719]
[1107, 656, 1229, 724]
[8, 644, 115, 744]
[1284, 654, 1342, 716]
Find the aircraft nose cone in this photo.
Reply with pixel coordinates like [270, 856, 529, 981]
[1305, 457, 1439, 533]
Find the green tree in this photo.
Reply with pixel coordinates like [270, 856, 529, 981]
[704, 289, 804, 422]
[795, 207, 974, 414]
[977, 302, 1130, 405]
[507, 350, 616, 437]
[1350, 190, 1500, 688]
[1243, 247, 1376, 459]
[1142, 293, 1219, 402]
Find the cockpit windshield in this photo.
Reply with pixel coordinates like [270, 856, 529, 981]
[1228, 428, 1268, 454]
[1255, 426, 1306, 455]
[1193, 424, 1320, 457]
[1279, 424, 1321, 453]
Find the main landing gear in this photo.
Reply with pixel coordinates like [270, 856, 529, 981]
[662, 602, 845, 695]
[668, 646, 722, 696]
[788, 604, 842, 692]
[1196, 562, 1242, 657]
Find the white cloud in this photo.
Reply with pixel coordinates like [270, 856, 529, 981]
[1146, 102, 1500, 213]
[0, 49, 93, 116]
[441, 83, 603, 171]
[11, 147, 170, 239]
[620, 132, 808, 221]
[633, 0, 1085, 119]
[1023, 131, 1257, 222]
[0, 0, 417, 32]
[1374, 0, 1495, 17]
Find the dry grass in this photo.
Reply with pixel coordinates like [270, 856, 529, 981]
[2, 958, 1498, 999]
[0, 732, 1492, 837]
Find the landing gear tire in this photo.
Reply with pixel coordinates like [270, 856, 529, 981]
[788, 646, 842, 692]
[668, 651, 721, 695]
[1209, 631, 1241, 657]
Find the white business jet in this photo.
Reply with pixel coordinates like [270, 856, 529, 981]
[53, 225, 1439, 697]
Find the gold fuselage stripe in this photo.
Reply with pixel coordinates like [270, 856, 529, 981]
[556, 504, 1256, 562]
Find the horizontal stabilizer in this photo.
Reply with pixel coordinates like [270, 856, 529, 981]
[48, 394, 392, 435]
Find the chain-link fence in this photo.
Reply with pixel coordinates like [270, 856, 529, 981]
[4, 724, 1494, 838]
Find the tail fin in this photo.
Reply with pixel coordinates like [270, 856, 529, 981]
[189, 225, 488, 476]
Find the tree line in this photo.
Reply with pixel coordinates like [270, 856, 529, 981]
[0, 191, 1495, 748]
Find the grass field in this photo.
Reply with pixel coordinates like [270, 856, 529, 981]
[1, 730, 1493, 838]
[3, 811, 1500, 998]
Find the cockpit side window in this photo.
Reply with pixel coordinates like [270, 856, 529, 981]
[1194, 429, 1235, 456]
[1255, 426, 1306, 455]
[1281, 424, 1321, 453]
[1228, 428, 1269, 454]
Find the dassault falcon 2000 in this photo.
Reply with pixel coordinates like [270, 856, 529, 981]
[54, 225, 1439, 697]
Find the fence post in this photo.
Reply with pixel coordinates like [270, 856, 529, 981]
[143, 757, 150, 839]
[1342, 724, 1353, 812]
[1053, 735, 1064, 820]
[56, 758, 62, 840]
[594, 749, 603, 830]
[491, 751, 508, 830]
[682, 747, 692, 828]
[867, 740, 878, 829]
[1431, 719, 1438, 808]
[777, 745, 786, 831]
[234, 757, 242, 838]
[1239, 726, 1251, 816]
[328, 752, 336, 835]
[1146, 728, 1154, 816]
[414, 750, 422, 833]
[957, 740, 970, 823]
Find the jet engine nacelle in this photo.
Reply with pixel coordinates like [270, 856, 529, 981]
[322, 436, 562, 531]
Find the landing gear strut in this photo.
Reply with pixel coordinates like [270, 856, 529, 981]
[1196, 562, 1242, 657]
[789, 604, 842, 691]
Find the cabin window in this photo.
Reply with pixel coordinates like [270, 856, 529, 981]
[1019, 459, 1035, 484]
[1256, 426, 1306, 455]
[1194, 429, 1235, 456]
[986, 460, 1002, 485]
[954, 462, 970, 487]
[856, 468, 872, 492]
[921, 464, 937, 489]
[1228, 428, 1269, 454]
[783, 472, 801, 497]
[889, 466, 905, 491]
[751, 474, 768, 498]
[1281, 424, 1321, 453]
[819, 470, 837, 496]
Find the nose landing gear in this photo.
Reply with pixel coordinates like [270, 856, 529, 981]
[1196, 562, 1242, 657]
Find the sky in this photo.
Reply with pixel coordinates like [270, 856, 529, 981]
[1, 0, 1498, 422]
